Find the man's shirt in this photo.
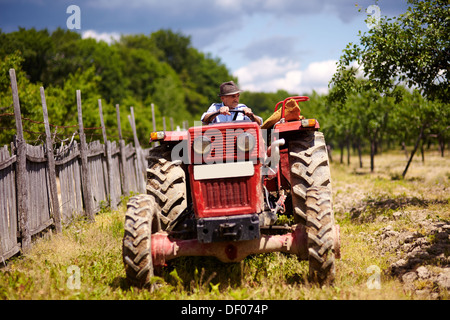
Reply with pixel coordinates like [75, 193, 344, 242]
[201, 103, 263, 125]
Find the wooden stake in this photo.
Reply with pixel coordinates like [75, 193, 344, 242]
[116, 104, 129, 195]
[40, 87, 62, 233]
[9, 69, 31, 252]
[77, 90, 94, 221]
[129, 107, 145, 193]
[98, 99, 117, 210]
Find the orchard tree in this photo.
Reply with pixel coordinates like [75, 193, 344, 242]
[329, 0, 449, 104]
[329, 0, 449, 177]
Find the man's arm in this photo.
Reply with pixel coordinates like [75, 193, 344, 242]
[202, 110, 220, 124]
[202, 105, 231, 124]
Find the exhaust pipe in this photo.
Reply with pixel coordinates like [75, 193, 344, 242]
[263, 138, 285, 175]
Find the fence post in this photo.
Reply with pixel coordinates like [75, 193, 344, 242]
[9, 69, 31, 253]
[76, 90, 95, 221]
[129, 107, 145, 193]
[115, 104, 129, 196]
[40, 87, 62, 233]
[98, 99, 117, 210]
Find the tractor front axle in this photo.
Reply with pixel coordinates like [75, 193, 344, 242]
[152, 225, 312, 266]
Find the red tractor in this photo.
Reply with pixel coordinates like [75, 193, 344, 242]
[122, 96, 340, 288]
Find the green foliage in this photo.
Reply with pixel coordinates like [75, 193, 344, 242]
[0, 53, 43, 145]
[329, 0, 449, 105]
[326, 0, 449, 176]
[1, 20, 447, 176]
[0, 28, 237, 146]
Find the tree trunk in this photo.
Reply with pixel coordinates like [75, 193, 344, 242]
[370, 139, 375, 173]
[438, 134, 445, 157]
[420, 141, 425, 163]
[402, 124, 425, 179]
[346, 135, 350, 166]
[357, 139, 363, 168]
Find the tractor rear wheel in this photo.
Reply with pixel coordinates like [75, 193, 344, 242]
[288, 131, 332, 225]
[122, 194, 161, 288]
[306, 186, 336, 285]
[146, 145, 187, 231]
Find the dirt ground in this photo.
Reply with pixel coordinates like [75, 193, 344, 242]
[331, 150, 450, 299]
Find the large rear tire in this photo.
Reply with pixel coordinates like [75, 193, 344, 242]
[289, 131, 332, 225]
[122, 194, 161, 288]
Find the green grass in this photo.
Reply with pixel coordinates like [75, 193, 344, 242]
[1, 150, 448, 300]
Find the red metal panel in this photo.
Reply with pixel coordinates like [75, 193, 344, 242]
[273, 119, 320, 134]
[189, 122, 261, 164]
[189, 163, 262, 218]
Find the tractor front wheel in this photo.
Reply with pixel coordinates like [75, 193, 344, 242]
[122, 194, 161, 288]
[306, 186, 336, 285]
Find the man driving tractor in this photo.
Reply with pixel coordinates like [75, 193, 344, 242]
[201, 81, 263, 126]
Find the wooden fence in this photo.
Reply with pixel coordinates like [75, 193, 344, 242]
[0, 69, 149, 262]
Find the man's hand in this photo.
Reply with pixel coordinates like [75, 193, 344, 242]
[242, 107, 253, 117]
[219, 106, 231, 115]
[242, 107, 262, 125]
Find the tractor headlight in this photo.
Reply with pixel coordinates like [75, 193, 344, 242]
[237, 132, 256, 153]
[193, 136, 212, 155]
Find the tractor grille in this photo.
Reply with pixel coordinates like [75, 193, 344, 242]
[201, 177, 250, 209]
[189, 125, 259, 163]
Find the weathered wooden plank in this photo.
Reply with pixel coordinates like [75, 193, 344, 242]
[25, 144, 52, 237]
[56, 144, 84, 223]
[87, 146, 105, 158]
[25, 154, 47, 163]
[110, 141, 122, 207]
[54, 149, 80, 166]
[86, 140, 108, 213]
[0, 154, 16, 170]
[124, 144, 138, 193]
[29, 218, 53, 236]
[57, 163, 69, 221]
[0, 145, 20, 261]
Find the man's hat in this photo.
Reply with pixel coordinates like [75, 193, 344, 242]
[218, 81, 242, 96]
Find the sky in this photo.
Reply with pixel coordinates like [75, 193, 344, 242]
[0, 0, 410, 94]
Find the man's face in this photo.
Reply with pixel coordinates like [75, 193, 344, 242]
[221, 93, 240, 109]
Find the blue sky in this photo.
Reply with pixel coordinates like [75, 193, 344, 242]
[0, 0, 410, 94]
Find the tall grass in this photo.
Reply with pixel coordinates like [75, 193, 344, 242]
[0, 150, 448, 300]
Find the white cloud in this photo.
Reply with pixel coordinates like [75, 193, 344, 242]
[234, 58, 337, 94]
[302, 60, 338, 86]
[82, 30, 121, 44]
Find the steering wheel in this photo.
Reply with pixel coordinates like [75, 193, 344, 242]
[229, 109, 247, 121]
